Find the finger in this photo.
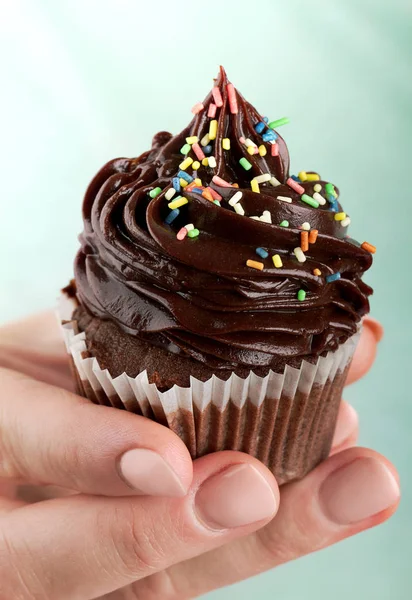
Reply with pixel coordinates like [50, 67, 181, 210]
[0, 452, 279, 600]
[346, 316, 383, 385]
[330, 401, 359, 455]
[0, 368, 192, 497]
[159, 447, 399, 599]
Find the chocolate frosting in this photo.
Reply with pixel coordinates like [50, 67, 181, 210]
[74, 67, 373, 372]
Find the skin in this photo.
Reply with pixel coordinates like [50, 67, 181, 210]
[0, 312, 398, 600]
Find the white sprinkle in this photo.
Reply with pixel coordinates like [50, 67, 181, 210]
[200, 134, 210, 146]
[208, 156, 217, 168]
[245, 138, 257, 148]
[260, 210, 272, 223]
[250, 216, 260, 220]
[341, 217, 351, 227]
[270, 177, 281, 187]
[277, 195, 292, 203]
[234, 203, 245, 216]
[229, 191, 243, 206]
[254, 173, 272, 184]
[165, 188, 176, 201]
[314, 183, 322, 193]
[294, 247, 306, 263]
[301, 222, 311, 231]
[184, 223, 195, 232]
[313, 192, 326, 206]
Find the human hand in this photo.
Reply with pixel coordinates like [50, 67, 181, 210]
[0, 312, 399, 600]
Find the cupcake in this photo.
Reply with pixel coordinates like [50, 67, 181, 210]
[60, 67, 375, 484]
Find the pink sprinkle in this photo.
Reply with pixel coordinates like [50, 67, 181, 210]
[227, 83, 238, 114]
[177, 227, 188, 240]
[208, 103, 217, 118]
[212, 86, 223, 107]
[253, 147, 259, 154]
[191, 102, 204, 115]
[239, 136, 246, 145]
[271, 142, 279, 156]
[207, 186, 223, 201]
[192, 142, 205, 161]
[212, 175, 233, 188]
[287, 178, 305, 195]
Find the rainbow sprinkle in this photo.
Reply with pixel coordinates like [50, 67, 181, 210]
[326, 272, 341, 283]
[279, 220, 289, 227]
[294, 247, 306, 263]
[192, 143, 205, 161]
[256, 247, 269, 259]
[179, 157, 193, 170]
[222, 138, 231, 150]
[208, 103, 217, 118]
[313, 268, 322, 276]
[212, 86, 223, 107]
[246, 259, 264, 271]
[297, 289, 306, 301]
[229, 191, 243, 206]
[239, 157, 252, 171]
[227, 83, 238, 114]
[301, 194, 320, 208]
[269, 117, 290, 129]
[180, 143, 191, 155]
[149, 187, 162, 198]
[287, 178, 305, 195]
[334, 212, 347, 221]
[191, 102, 204, 114]
[177, 227, 188, 240]
[234, 203, 245, 215]
[178, 170, 193, 183]
[309, 229, 318, 244]
[168, 196, 188, 210]
[165, 188, 176, 201]
[187, 228, 200, 238]
[165, 208, 180, 224]
[361, 242, 376, 254]
[251, 179, 260, 193]
[212, 175, 233, 188]
[209, 120, 218, 140]
[272, 254, 283, 268]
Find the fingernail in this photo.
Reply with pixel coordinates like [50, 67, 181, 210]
[320, 458, 399, 525]
[195, 464, 278, 529]
[118, 449, 187, 497]
[332, 403, 358, 450]
[363, 316, 384, 342]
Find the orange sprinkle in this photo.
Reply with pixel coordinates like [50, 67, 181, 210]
[232, 183, 239, 188]
[202, 189, 214, 202]
[309, 229, 318, 244]
[313, 268, 322, 276]
[185, 182, 198, 192]
[300, 231, 309, 252]
[361, 241, 376, 254]
[246, 260, 264, 271]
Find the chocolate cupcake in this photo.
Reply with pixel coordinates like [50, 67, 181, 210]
[60, 67, 375, 483]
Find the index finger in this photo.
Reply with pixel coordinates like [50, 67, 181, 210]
[345, 317, 383, 385]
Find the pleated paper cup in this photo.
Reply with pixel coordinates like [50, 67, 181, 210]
[58, 294, 359, 484]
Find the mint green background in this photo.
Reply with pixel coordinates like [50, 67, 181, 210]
[1, 1, 411, 598]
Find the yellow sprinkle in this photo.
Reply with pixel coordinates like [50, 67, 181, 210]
[251, 179, 260, 193]
[194, 178, 202, 186]
[258, 144, 267, 156]
[192, 161, 200, 170]
[180, 178, 188, 188]
[186, 136, 198, 145]
[246, 260, 264, 271]
[313, 268, 322, 276]
[200, 133, 210, 146]
[272, 254, 283, 268]
[314, 183, 322, 193]
[179, 157, 193, 170]
[298, 171, 307, 181]
[334, 212, 347, 221]
[201, 158, 209, 166]
[168, 197, 189, 209]
[222, 138, 231, 150]
[306, 173, 320, 181]
[247, 146, 256, 155]
[209, 119, 218, 140]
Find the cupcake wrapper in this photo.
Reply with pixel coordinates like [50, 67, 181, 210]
[58, 294, 359, 484]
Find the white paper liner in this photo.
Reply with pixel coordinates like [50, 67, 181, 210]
[58, 294, 360, 483]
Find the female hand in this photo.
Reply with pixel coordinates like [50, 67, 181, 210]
[0, 312, 399, 600]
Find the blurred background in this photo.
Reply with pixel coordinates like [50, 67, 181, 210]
[0, 0, 410, 598]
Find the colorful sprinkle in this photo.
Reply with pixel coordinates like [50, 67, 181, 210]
[297, 289, 306, 301]
[262, 130, 278, 142]
[229, 191, 243, 206]
[326, 272, 341, 283]
[251, 179, 260, 193]
[165, 187, 176, 201]
[258, 144, 267, 156]
[361, 241, 376, 254]
[187, 228, 200, 238]
[314, 183, 322, 193]
[325, 182, 335, 195]
[254, 173, 271, 184]
[201, 158, 209, 167]
[256, 247, 269, 259]
[168, 196, 188, 210]
[180, 143, 191, 155]
[294, 247, 306, 263]
[180, 178, 188, 188]
[341, 217, 351, 227]
[301, 222, 311, 230]
[203, 145, 213, 155]
[334, 212, 347, 221]
[291, 175, 300, 182]
[187, 136, 198, 145]
[212, 175, 233, 188]
[301, 194, 320, 208]
[313, 192, 326, 206]
[313, 268, 322, 276]
[209, 119, 218, 140]
[306, 173, 320, 181]
[239, 157, 252, 171]
[185, 182, 198, 192]
[192, 143, 205, 161]
[270, 176, 281, 187]
[255, 122, 266, 134]
[207, 187, 222, 201]
[212, 86, 223, 107]
[202, 189, 214, 201]
[287, 178, 305, 195]
[277, 195, 292, 203]
[261, 210, 272, 223]
[227, 83, 238, 114]
[234, 203, 245, 215]
[279, 220, 289, 227]
[214, 200, 221, 206]
[185, 224, 195, 231]
[300, 231, 309, 252]
[177, 227, 188, 240]
[179, 157, 193, 171]
[194, 178, 202, 186]
[149, 187, 162, 198]
[271, 142, 279, 156]
[309, 229, 319, 244]
[172, 177, 181, 191]
[191, 187, 204, 194]
[200, 133, 210, 147]
[207, 156, 217, 168]
[192, 160, 200, 171]
[222, 138, 231, 150]
[178, 170, 193, 183]
[269, 117, 290, 129]
[165, 208, 180, 224]
[208, 103, 217, 118]
[191, 102, 204, 114]
[272, 254, 283, 268]
[247, 146, 256, 155]
[246, 259, 264, 271]
[298, 171, 307, 181]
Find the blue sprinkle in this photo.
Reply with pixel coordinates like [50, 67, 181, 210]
[326, 272, 341, 283]
[291, 175, 300, 182]
[191, 187, 204, 194]
[165, 208, 180, 224]
[172, 177, 181, 191]
[255, 247, 269, 259]
[203, 145, 213, 155]
[255, 121, 266, 134]
[262, 130, 278, 142]
[263, 116, 269, 123]
[178, 170, 193, 183]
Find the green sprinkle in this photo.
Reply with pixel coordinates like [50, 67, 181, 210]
[325, 183, 335, 194]
[149, 187, 162, 198]
[187, 228, 200, 238]
[180, 143, 191, 155]
[301, 194, 320, 208]
[213, 200, 221, 206]
[279, 220, 289, 227]
[297, 289, 306, 301]
[268, 117, 290, 129]
[239, 157, 252, 171]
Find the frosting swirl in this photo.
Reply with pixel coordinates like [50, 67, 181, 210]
[74, 67, 373, 372]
